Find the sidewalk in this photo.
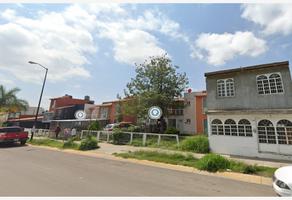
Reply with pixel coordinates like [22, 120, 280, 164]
[33, 137, 291, 168]
[92, 142, 291, 168]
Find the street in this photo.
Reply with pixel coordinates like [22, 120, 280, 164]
[0, 144, 275, 196]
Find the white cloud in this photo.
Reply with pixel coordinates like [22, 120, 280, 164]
[1, 9, 16, 20]
[0, 74, 14, 85]
[241, 4, 292, 36]
[97, 21, 166, 65]
[0, 5, 101, 83]
[113, 29, 166, 65]
[125, 10, 189, 43]
[0, 4, 187, 82]
[191, 31, 268, 66]
[94, 9, 190, 65]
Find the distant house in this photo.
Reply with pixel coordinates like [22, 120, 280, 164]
[88, 98, 137, 127]
[167, 91, 207, 135]
[6, 107, 45, 128]
[45, 94, 95, 130]
[205, 61, 292, 160]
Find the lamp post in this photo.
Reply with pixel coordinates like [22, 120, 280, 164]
[28, 61, 48, 141]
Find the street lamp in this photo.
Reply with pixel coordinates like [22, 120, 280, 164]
[28, 61, 48, 140]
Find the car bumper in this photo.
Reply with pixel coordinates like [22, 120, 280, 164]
[0, 138, 28, 143]
[273, 182, 292, 197]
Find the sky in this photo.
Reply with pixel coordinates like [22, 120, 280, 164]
[0, 3, 292, 110]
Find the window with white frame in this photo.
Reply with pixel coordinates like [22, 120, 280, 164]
[258, 120, 276, 144]
[257, 73, 284, 95]
[211, 119, 223, 135]
[238, 119, 252, 137]
[217, 78, 234, 97]
[276, 120, 292, 145]
[217, 80, 225, 97]
[224, 119, 237, 136]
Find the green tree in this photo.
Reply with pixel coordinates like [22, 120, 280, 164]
[0, 85, 28, 113]
[88, 120, 100, 131]
[115, 94, 123, 123]
[124, 54, 189, 132]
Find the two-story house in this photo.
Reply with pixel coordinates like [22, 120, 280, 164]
[167, 91, 207, 135]
[88, 98, 137, 127]
[205, 61, 292, 161]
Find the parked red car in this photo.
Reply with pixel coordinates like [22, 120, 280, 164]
[0, 126, 29, 145]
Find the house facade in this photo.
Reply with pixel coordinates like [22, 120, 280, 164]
[205, 61, 292, 160]
[44, 94, 95, 131]
[88, 98, 137, 127]
[6, 107, 45, 128]
[167, 91, 207, 135]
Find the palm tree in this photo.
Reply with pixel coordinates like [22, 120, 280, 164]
[0, 85, 29, 113]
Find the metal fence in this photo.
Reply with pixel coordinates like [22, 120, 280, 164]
[80, 130, 179, 146]
[24, 128, 52, 137]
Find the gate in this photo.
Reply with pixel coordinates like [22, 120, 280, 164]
[257, 119, 292, 156]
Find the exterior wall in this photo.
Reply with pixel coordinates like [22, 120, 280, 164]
[206, 64, 292, 110]
[84, 104, 96, 119]
[195, 95, 207, 134]
[49, 95, 93, 112]
[183, 92, 196, 134]
[208, 113, 292, 161]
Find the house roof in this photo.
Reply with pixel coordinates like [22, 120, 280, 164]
[7, 116, 43, 122]
[204, 61, 289, 77]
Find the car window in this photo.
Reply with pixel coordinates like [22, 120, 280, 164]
[105, 124, 113, 128]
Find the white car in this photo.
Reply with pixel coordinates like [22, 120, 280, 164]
[273, 166, 292, 196]
[103, 124, 118, 131]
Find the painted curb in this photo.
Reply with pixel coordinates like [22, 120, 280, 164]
[27, 144, 272, 186]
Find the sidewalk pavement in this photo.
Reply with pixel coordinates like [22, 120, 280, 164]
[34, 137, 291, 168]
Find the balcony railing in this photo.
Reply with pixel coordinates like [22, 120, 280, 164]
[167, 109, 183, 115]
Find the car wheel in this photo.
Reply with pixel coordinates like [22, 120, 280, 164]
[20, 140, 26, 145]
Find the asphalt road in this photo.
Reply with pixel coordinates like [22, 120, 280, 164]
[0, 144, 275, 196]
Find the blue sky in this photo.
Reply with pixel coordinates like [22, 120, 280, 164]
[0, 3, 292, 110]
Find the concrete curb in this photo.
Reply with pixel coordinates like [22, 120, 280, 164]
[27, 144, 272, 186]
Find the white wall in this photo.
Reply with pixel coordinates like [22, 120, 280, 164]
[208, 113, 292, 161]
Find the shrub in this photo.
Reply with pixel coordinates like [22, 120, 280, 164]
[112, 128, 129, 145]
[196, 154, 230, 172]
[63, 137, 79, 149]
[164, 127, 179, 135]
[88, 120, 100, 131]
[127, 125, 141, 132]
[243, 165, 258, 174]
[79, 135, 98, 151]
[180, 136, 209, 153]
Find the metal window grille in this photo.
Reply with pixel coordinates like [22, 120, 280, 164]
[258, 120, 276, 144]
[276, 120, 292, 145]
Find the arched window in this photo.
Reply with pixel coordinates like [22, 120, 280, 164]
[276, 120, 292, 145]
[217, 78, 235, 97]
[269, 74, 284, 93]
[226, 79, 235, 97]
[257, 73, 284, 95]
[217, 80, 225, 97]
[211, 119, 223, 135]
[224, 119, 237, 136]
[258, 120, 276, 144]
[257, 75, 268, 94]
[238, 119, 252, 137]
